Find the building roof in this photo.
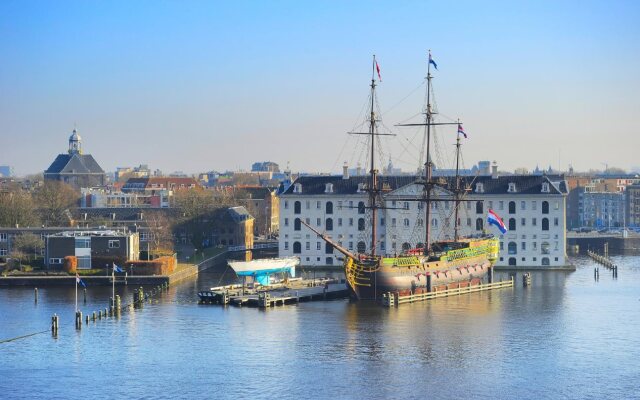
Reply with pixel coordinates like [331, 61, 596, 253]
[227, 206, 254, 222]
[280, 174, 567, 196]
[122, 177, 201, 191]
[45, 153, 105, 175]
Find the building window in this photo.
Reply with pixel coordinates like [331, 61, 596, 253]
[0, 249, 7, 256]
[49, 258, 63, 264]
[542, 218, 549, 231]
[432, 219, 438, 227]
[306, 242, 310, 250]
[316, 218, 321, 226]
[108, 240, 120, 249]
[541, 257, 550, 266]
[499, 242, 504, 250]
[403, 218, 410, 228]
[541, 242, 550, 254]
[316, 201, 321, 209]
[521, 218, 526, 226]
[521, 242, 526, 251]
[532, 218, 537, 226]
[554, 217, 559, 226]
[325, 183, 334, 193]
[349, 218, 354, 226]
[380, 218, 385, 226]
[348, 242, 353, 250]
[357, 241, 366, 253]
[0, 233, 7, 242]
[338, 201, 343, 210]
[317, 242, 321, 250]
[499, 201, 504, 210]
[294, 201, 301, 214]
[293, 242, 301, 254]
[508, 242, 517, 254]
[294, 218, 301, 231]
[508, 183, 517, 192]
[293, 184, 302, 193]
[284, 218, 289, 227]
[326, 201, 333, 214]
[476, 201, 483, 214]
[380, 242, 386, 251]
[338, 218, 343, 227]
[509, 218, 516, 231]
[475, 183, 484, 193]
[542, 183, 550, 193]
[555, 201, 560, 210]
[508, 257, 517, 266]
[404, 202, 409, 210]
[542, 201, 549, 214]
[466, 218, 471, 226]
[326, 218, 333, 231]
[521, 201, 526, 210]
[488, 201, 493, 210]
[358, 218, 365, 231]
[508, 201, 516, 214]
[476, 218, 483, 231]
[326, 257, 333, 265]
[358, 201, 366, 214]
[284, 201, 289, 209]
[284, 242, 289, 250]
[325, 242, 333, 254]
[533, 242, 537, 250]
[391, 218, 397, 227]
[417, 219, 424, 227]
[305, 218, 310, 225]
[306, 201, 310, 209]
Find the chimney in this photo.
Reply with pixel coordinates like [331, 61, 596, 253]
[342, 162, 349, 180]
[491, 161, 498, 179]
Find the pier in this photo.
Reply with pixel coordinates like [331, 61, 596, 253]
[198, 278, 349, 308]
[381, 278, 514, 307]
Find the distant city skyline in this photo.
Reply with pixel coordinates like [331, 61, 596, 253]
[1, 1, 639, 176]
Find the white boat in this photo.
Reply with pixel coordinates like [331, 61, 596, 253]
[228, 257, 300, 285]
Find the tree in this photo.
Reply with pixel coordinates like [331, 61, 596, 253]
[0, 190, 40, 227]
[34, 181, 80, 226]
[144, 210, 175, 255]
[12, 233, 44, 262]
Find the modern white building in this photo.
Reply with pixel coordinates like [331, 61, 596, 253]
[279, 169, 569, 269]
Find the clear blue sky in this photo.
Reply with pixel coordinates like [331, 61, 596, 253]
[1, 0, 639, 176]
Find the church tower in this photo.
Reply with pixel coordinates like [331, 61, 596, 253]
[68, 128, 82, 154]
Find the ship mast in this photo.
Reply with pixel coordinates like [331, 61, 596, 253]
[423, 51, 434, 254]
[368, 56, 379, 256]
[453, 119, 462, 241]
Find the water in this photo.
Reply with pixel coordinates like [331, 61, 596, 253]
[1, 256, 640, 400]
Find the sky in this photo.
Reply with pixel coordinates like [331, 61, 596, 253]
[1, 0, 640, 176]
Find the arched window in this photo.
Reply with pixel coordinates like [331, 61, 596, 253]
[294, 201, 301, 214]
[326, 201, 333, 215]
[293, 241, 301, 254]
[542, 201, 549, 214]
[542, 218, 549, 231]
[476, 218, 483, 231]
[325, 242, 333, 254]
[402, 242, 411, 251]
[541, 242, 550, 255]
[431, 219, 438, 227]
[358, 201, 365, 214]
[509, 218, 516, 231]
[476, 201, 483, 214]
[358, 218, 365, 231]
[541, 257, 550, 266]
[357, 241, 366, 253]
[326, 218, 333, 231]
[403, 218, 410, 228]
[508, 201, 516, 214]
[508, 242, 517, 254]
[294, 218, 301, 231]
[326, 257, 333, 265]
[508, 257, 517, 266]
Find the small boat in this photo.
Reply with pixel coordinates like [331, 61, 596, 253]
[228, 257, 300, 285]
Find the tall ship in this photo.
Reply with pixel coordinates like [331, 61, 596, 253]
[304, 53, 500, 301]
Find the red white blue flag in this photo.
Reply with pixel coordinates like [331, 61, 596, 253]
[457, 124, 467, 138]
[76, 273, 86, 288]
[429, 53, 438, 70]
[376, 60, 382, 82]
[487, 209, 507, 234]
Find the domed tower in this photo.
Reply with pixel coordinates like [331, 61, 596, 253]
[68, 128, 82, 154]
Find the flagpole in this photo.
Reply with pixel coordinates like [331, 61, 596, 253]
[112, 263, 115, 308]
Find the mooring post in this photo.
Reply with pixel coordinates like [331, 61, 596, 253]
[34, 287, 38, 304]
[92, 311, 96, 321]
[426, 273, 432, 293]
[83, 288, 87, 304]
[85, 315, 89, 324]
[115, 295, 121, 312]
[75, 311, 82, 330]
[51, 314, 58, 336]
[488, 267, 494, 284]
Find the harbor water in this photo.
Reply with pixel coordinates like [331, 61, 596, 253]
[1, 255, 639, 399]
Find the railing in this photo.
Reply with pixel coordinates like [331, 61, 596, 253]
[382, 278, 514, 307]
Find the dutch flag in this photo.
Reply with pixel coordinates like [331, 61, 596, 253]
[113, 263, 124, 273]
[458, 124, 468, 138]
[487, 209, 507, 234]
[76, 273, 86, 288]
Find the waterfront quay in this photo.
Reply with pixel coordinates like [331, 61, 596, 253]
[1, 255, 639, 399]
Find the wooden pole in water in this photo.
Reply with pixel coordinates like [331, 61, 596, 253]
[51, 314, 58, 336]
[34, 287, 38, 304]
[83, 288, 87, 304]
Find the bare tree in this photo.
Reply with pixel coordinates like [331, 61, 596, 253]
[34, 181, 80, 226]
[12, 233, 44, 262]
[144, 210, 175, 255]
[0, 190, 40, 227]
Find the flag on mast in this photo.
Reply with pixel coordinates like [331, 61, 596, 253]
[113, 263, 123, 273]
[76, 273, 86, 288]
[375, 60, 382, 82]
[457, 124, 468, 138]
[487, 209, 508, 234]
[429, 53, 438, 70]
